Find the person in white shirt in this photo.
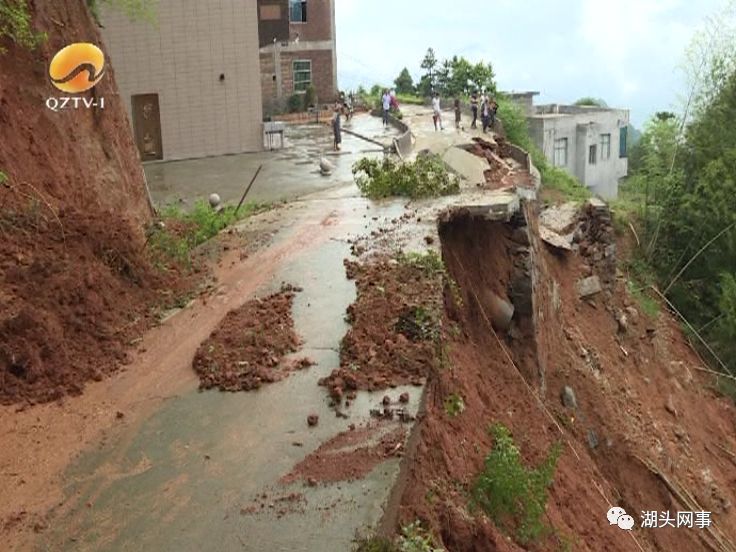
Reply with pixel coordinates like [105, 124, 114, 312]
[381, 89, 391, 127]
[431, 93, 443, 131]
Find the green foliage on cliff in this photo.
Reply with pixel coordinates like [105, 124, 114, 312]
[0, 0, 46, 53]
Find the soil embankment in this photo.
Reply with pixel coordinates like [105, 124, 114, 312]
[0, 1, 184, 404]
[387, 204, 736, 551]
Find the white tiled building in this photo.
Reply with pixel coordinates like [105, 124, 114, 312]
[100, 1, 264, 161]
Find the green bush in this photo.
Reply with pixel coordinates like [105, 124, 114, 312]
[398, 251, 445, 275]
[443, 393, 465, 417]
[398, 522, 445, 552]
[148, 200, 269, 267]
[287, 94, 303, 113]
[304, 85, 317, 110]
[472, 423, 561, 544]
[0, 0, 46, 53]
[353, 156, 459, 199]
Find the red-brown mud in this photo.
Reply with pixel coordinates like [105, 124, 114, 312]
[0, 0, 195, 404]
[384, 207, 736, 551]
[318, 258, 444, 402]
[192, 285, 311, 391]
[0, 209, 196, 405]
[282, 422, 407, 484]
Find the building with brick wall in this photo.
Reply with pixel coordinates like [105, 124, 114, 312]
[100, 1, 264, 161]
[257, 0, 338, 117]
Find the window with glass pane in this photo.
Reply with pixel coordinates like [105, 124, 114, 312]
[619, 126, 628, 158]
[589, 144, 597, 165]
[293, 60, 312, 92]
[553, 138, 568, 167]
[600, 133, 611, 160]
[290, 0, 307, 22]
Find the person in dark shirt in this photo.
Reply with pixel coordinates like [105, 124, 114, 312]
[470, 91, 479, 129]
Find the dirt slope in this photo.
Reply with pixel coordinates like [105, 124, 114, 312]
[386, 205, 736, 551]
[0, 1, 183, 404]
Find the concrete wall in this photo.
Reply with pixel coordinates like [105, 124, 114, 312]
[528, 108, 629, 199]
[100, 0, 264, 161]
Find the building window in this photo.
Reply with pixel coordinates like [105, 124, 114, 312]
[619, 126, 628, 158]
[260, 4, 282, 20]
[589, 144, 597, 165]
[553, 138, 568, 167]
[290, 0, 307, 22]
[600, 133, 611, 161]
[293, 60, 312, 92]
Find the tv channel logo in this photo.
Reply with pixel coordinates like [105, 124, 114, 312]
[46, 43, 106, 112]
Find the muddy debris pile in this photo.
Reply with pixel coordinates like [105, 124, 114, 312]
[0, 209, 195, 405]
[463, 137, 521, 190]
[282, 421, 407, 485]
[192, 284, 313, 392]
[319, 258, 443, 405]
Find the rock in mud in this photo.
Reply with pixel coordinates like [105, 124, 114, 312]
[576, 276, 602, 298]
[561, 386, 578, 409]
[307, 414, 319, 427]
[399, 392, 410, 404]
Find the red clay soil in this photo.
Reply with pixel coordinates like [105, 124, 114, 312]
[0, 208, 195, 405]
[387, 207, 736, 551]
[282, 423, 407, 484]
[0, 1, 181, 404]
[192, 285, 313, 392]
[319, 258, 444, 402]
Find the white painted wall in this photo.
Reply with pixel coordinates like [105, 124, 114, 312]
[529, 107, 629, 199]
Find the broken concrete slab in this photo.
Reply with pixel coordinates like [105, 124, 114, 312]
[441, 146, 489, 186]
[539, 225, 573, 251]
[577, 276, 603, 298]
[540, 202, 579, 233]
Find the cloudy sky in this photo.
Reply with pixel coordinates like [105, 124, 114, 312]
[335, 0, 727, 126]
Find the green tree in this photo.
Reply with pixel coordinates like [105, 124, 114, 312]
[419, 48, 438, 95]
[394, 67, 415, 95]
[573, 97, 608, 107]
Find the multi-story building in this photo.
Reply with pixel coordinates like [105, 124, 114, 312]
[100, 1, 264, 162]
[257, 0, 338, 117]
[515, 93, 629, 199]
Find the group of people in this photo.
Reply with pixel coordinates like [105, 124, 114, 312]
[470, 91, 498, 133]
[431, 91, 498, 134]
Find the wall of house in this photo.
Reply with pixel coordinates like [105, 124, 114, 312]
[289, 0, 334, 41]
[100, 0, 263, 161]
[259, 0, 338, 117]
[530, 109, 629, 199]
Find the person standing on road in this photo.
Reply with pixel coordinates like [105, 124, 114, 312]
[480, 95, 491, 134]
[454, 97, 462, 130]
[470, 91, 479, 129]
[490, 97, 499, 129]
[332, 102, 342, 151]
[432, 92, 443, 131]
[381, 89, 391, 127]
